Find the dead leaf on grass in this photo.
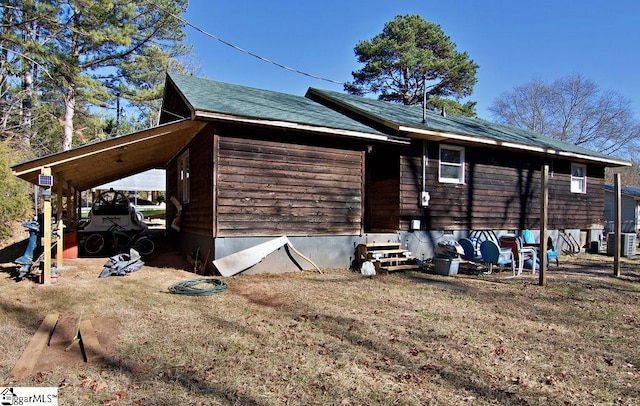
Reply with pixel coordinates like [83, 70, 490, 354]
[420, 364, 443, 373]
[33, 371, 45, 383]
[80, 378, 108, 393]
[103, 390, 128, 405]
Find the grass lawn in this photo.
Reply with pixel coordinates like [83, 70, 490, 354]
[1, 234, 639, 405]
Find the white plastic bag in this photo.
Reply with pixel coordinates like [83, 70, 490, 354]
[360, 261, 376, 276]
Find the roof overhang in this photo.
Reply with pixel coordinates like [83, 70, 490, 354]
[306, 88, 631, 167]
[403, 126, 632, 167]
[11, 119, 206, 192]
[193, 110, 411, 145]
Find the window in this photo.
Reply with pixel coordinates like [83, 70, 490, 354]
[439, 144, 465, 184]
[177, 151, 190, 203]
[571, 163, 587, 193]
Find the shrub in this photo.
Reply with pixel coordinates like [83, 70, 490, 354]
[0, 142, 32, 240]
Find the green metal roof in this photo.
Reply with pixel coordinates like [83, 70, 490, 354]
[167, 73, 390, 138]
[307, 88, 631, 166]
[166, 74, 629, 166]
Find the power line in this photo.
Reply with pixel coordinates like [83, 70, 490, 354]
[144, 0, 345, 85]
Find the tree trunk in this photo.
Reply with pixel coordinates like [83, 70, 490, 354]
[21, 0, 36, 148]
[22, 67, 33, 147]
[0, 0, 12, 132]
[63, 82, 76, 151]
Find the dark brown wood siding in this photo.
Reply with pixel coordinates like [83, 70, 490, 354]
[547, 160, 605, 229]
[365, 148, 400, 232]
[166, 127, 214, 238]
[166, 160, 178, 225]
[399, 140, 606, 231]
[216, 131, 364, 237]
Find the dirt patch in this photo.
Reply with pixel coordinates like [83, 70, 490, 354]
[228, 281, 290, 308]
[32, 315, 119, 372]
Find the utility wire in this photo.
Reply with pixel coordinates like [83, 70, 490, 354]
[144, 0, 344, 85]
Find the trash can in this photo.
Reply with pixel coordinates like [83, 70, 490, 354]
[434, 257, 460, 276]
[433, 240, 463, 276]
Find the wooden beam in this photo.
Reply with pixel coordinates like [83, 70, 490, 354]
[42, 167, 52, 285]
[539, 165, 548, 286]
[8, 313, 60, 381]
[360, 148, 365, 236]
[12, 120, 204, 176]
[213, 133, 219, 238]
[56, 219, 64, 268]
[79, 319, 104, 363]
[614, 173, 621, 277]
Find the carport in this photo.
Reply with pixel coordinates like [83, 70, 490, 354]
[10, 119, 206, 283]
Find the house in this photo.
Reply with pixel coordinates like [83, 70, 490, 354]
[604, 184, 640, 234]
[12, 74, 631, 273]
[305, 88, 630, 256]
[159, 74, 629, 270]
[159, 74, 409, 272]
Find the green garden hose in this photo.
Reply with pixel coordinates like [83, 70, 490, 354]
[168, 278, 228, 296]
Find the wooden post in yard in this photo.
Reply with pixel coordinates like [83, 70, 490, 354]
[614, 173, 621, 277]
[539, 165, 549, 286]
[56, 219, 64, 268]
[42, 167, 52, 285]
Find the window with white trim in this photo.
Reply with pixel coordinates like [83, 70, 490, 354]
[439, 144, 465, 184]
[177, 151, 190, 203]
[570, 163, 587, 193]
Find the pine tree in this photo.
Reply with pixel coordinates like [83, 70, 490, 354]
[1, 0, 191, 153]
[345, 14, 478, 116]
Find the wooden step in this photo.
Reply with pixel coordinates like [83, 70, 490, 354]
[374, 256, 415, 264]
[382, 264, 420, 272]
[368, 248, 409, 256]
[366, 242, 401, 249]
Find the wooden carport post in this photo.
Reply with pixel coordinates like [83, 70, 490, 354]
[55, 185, 64, 267]
[41, 167, 53, 285]
[538, 165, 549, 286]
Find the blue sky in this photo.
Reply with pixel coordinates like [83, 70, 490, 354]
[183, 0, 640, 120]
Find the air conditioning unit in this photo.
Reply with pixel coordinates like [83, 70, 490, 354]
[607, 233, 637, 257]
[623, 233, 637, 257]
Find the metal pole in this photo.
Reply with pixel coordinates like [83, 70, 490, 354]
[422, 74, 427, 124]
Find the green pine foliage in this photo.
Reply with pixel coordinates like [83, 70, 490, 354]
[0, 142, 31, 240]
[345, 14, 479, 116]
[1, 0, 192, 154]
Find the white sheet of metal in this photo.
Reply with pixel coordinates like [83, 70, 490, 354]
[213, 236, 291, 277]
[97, 169, 165, 191]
